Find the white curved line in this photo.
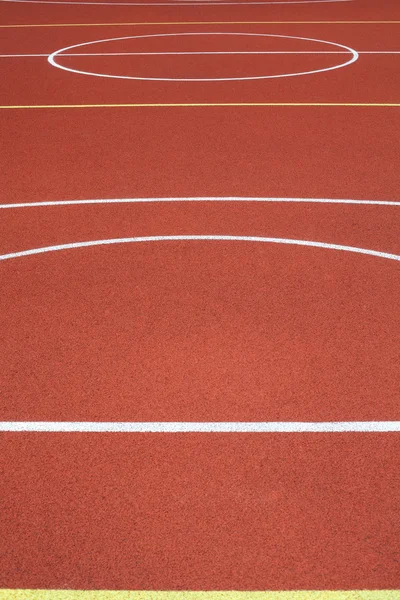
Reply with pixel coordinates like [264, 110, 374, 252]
[48, 32, 358, 82]
[0, 0, 353, 6]
[2, 197, 400, 209]
[1, 235, 400, 264]
[0, 421, 398, 433]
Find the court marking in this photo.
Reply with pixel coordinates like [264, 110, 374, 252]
[2, 103, 400, 108]
[48, 32, 358, 82]
[1, 422, 400, 432]
[0, 592, 398, 599]
[0, 0, 353, 4]
[0, 9, 397, 596]
[3, 51, 400, 57]
[2, 229, 398, 432]
[2, 196, 400, 208]
[1, 21, 400, 28]
[2, 234, 400, 263]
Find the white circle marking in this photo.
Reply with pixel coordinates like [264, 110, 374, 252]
[48, 32, 359, 82]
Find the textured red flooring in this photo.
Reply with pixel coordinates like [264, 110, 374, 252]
[1, 433, 400, 590]
[1, 24, 400, 104]
[1, 0, 400, 27]
[1, 202, 400, 422]
[1, 108, 400, 204]
[1, 0, 400, 592]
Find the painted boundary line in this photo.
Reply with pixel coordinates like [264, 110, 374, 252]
[1, 422, 400, 432]
[1, 103, 399, 109]
[1, 21, 400, 28]
[0, 592, 398, 600]
[0, 0, 354, 5]
[2, 196, 400, 208]
[3, 51, 400, 56]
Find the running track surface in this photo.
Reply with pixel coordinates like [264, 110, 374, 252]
[0, 0, 400, 598]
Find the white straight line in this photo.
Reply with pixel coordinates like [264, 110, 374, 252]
[1, 51, 400, 58]
[1, 197, 400, 209]
[0, 53, 49, 57]
[1, 422, 399, 432]
[0, 0, 354, 6]
[2, 51, 354, 56]
[0, 51, 356, 56]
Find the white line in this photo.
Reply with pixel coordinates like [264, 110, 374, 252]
[1, 235, 400, 263]
[0, 422, 399, 432]
[0, 51, 358, 57]
[2, 52, 400, 59]
[0, 0, 353, 6]
[2, 197, 400, 209]
[54, 51, 400, 55]
[48, 32, 358, 82]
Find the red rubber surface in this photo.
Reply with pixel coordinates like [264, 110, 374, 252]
[1, 24, 400, 104]
[1, 0, 400, 591]
[1, 203, 400, 422]
[1, 433, 400, 590]
[1, 108, 400, 204]
[1, 0, 400, 28]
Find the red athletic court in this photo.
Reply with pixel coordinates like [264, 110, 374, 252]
[0, 0, 399, 596]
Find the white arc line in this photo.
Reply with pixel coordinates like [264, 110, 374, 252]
[1, 228, 398, 435]
[1, 235, 400, 263]
[0, 422, 399, 432]
[2, 197, 400, 208]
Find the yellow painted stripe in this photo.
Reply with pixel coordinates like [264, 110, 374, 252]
[0, 102, 399, 109]
[1, 20, 400, 28]
[0, 593, 399, 600]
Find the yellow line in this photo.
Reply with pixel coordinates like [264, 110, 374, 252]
[1, 20, 400, 28]
[0, 102, 399, 109]
[0, 592, 398, 600]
